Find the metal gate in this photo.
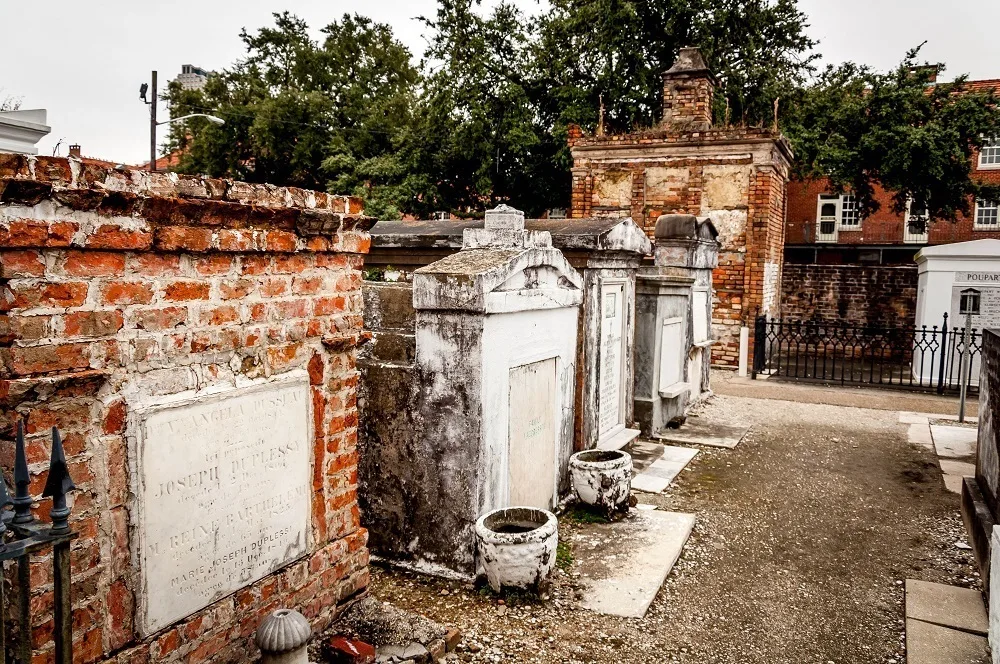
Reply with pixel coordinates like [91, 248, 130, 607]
[752, 313, 981, 393]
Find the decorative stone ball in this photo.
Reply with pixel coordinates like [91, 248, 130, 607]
[255, 608, 312, 655]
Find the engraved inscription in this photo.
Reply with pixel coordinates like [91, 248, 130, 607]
[133, 377, 311, 635]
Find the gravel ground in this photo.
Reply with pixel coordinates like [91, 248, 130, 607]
[368, 394, 979, 664]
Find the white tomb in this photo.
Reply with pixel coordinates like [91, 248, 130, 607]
[915, 239, 1000, 386]
[412, 205, 582, 574]
[127, 373, 312, 635]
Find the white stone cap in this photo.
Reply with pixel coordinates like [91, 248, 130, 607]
[485, 204, 525, 231]
[0, 109, 52, 156]
[463, 204, 551, 249]
[255, 608, 312, 654]
[915, 238, 1000, 265]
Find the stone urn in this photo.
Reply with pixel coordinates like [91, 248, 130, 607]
[475, 507, 558, 593]
[568, 449, 633, 512]
[255, 608, 312, 664]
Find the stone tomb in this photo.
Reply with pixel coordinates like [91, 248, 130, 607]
[365, 216, 651, 452]
[634, 214, 719, 435]
[915, 239, 1000, 387]
[356, 205, 583, 576]
[129, 374, 312, 635]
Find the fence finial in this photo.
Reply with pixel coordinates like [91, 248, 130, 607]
[42, 428, 75, 535]
[13, 420, 33, 525]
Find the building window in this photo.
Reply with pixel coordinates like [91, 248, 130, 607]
[980, 137, 1000, 169]
[815, 194, 861, 233]
[839, 194, 860, 227]
[975, 200, 999, 229]
[903, 198, 929, 243]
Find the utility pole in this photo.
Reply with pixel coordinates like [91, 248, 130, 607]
[958, 310, 972, 423]
[149, 71, 157, 172]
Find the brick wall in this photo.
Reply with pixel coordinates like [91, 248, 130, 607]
[780, 263, 918, 325]
[569, 126, 791, 366]
[0, 155, 371, 663]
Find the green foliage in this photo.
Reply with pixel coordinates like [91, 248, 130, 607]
[414, 0, 559, 216]
[782, 46, 1000, 222]
[165, 12, 419, 209]
[531, 0, 817, 133]
[561, 503, 609, 524]
[166, 3, 818, 217]
[163, 3, 1000, 225]
[556, 539, 574, 572]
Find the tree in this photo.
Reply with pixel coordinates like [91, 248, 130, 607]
[527, 0, 818, 207]
[166, 12, 419, 217]
[414, 0, 557, 216]
[531, 0, 816, 132]
[782, 47, 1000, 223]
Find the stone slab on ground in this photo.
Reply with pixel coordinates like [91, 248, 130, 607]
[940, 460, 977, 495]
[630, 445, 698, 494]
[931, 425, 978, 459]
[905, 618, 989, 664]
[574, 509, 695, 619]
[900, 411, 932, 425]
[907, 422, 935, 451]
[905, 579, 987, 636]
[652, 418, 750, 449]
[626, 439, 665, 473]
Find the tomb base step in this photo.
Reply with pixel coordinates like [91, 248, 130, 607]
[596, 427, 640, 451]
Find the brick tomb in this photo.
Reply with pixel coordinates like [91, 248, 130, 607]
[0, 155, 371, 663]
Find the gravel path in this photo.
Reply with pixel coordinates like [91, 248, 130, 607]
[368, 394, 979, 664]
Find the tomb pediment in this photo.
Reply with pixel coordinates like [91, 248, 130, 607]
[413, 246, 583, 313]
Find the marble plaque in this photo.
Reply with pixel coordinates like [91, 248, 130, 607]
[508, 359, 557, 509]
[951, 283, 1000, 329]
[658, 318, 684, 392]
[598, 283, 626, 437]
[130, 375, 312, 635]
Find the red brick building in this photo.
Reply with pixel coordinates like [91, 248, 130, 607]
[569, 48, 792, 365]
[783, 78, 1000, 323]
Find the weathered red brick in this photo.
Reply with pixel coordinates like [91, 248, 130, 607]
[85, 225, 152, 250]
[100, 280, 154, 305]
[133, 306, 187, 331]
[64, 310, 124, 337]
[63, 251, 126, 277]
[163, 281, 210, 301]
[155, 226, 213, 252]
[0, 250, 45, 277]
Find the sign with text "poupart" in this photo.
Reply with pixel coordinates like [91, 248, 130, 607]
[129, 374, 312, 636]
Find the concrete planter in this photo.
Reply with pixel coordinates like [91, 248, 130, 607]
[568, 449, 633, 512]
[475, 507, 558, 593]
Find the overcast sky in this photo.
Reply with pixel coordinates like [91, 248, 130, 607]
[2, 0, 998, 165]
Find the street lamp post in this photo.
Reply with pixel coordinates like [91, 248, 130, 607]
[140, 71, 224, 173]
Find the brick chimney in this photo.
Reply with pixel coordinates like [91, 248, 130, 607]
[68, 144, 81, 158]
[662, 47, 715, 130]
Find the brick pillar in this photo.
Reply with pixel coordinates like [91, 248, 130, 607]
[662, 47, 716, 130]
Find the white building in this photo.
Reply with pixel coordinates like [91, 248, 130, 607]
[0, 109, 51, 155]
[174, 65, 209, 91]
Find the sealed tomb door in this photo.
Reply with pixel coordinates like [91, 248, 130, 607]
[507, 358, 557, 509]
[598, 281, 627, 442]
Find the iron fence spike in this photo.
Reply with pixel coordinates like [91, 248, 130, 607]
[12, 419, 33, 524]
[42, 427, 75, 535]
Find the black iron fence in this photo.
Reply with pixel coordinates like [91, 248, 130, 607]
[752, 313, 981, 393]
[0, 422, 77, 663]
